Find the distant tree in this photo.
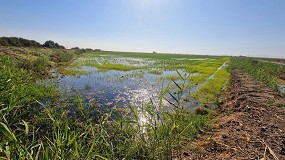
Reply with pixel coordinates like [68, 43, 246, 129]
[71, 47, 80, 50]
[43, 40, 65, 49]
[0, 38, 9, 46]
[0, 37, 67, 49]
[43, 40, 55, 48]
[0, 37, 42, 48]
[84, 48, 94, 52]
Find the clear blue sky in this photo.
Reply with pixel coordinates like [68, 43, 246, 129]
[1, 0, 285, 58]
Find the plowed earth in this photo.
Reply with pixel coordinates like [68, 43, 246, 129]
[181, 70, 285, 160]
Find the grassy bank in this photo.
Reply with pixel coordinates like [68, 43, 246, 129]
[0, 47, 86, 77]
[229, 57, 285, 91]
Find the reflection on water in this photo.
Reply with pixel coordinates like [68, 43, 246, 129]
[59, 55, 224, 110]
[78, 56, 156, 67]
[53, 62, 227, 111]
[55, 67, 186, 109]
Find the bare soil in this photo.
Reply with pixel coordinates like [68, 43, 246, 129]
[180, 70, 285, 160]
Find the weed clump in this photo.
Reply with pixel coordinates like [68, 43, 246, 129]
[50, 51, 74, 62]
[33, 57, 49, 72]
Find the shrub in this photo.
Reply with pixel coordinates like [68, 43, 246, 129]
[43, 40, 65, 49]
[50, 51, 74, 62]
[32, 57, 49, 72]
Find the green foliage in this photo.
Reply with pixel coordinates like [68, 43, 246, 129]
[0, 58, 58, 159]
[32, 57, 49, 72]
[0, 37, 66, 50]
[229, 57, 283, 91]
[165, 75, 181, 81]
[191, 68, 230, 104]
[0, 47, 81, 77]
[0, 37, 42, 48]
[62, 68, 91, 75]
[43, 40, 65, 49]
[50, 51, 74, 62]
[188, 58, 228, 84]
[0, 58, 56, 107]
[148, 69, 163, 75]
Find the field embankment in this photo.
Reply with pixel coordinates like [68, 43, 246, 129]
[0, 47, 87, 77]
[184, 70, 285, 159]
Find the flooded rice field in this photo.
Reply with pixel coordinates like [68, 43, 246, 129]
[58, 67, 169, 107]
[51, 53, 229, 111]
[55, 67, 200, 109]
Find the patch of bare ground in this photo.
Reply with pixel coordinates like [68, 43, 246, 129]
[179, 70, 285, 160]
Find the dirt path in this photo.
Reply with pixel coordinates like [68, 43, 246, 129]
[181, 70, 285, 160]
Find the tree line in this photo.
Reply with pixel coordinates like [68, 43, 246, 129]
[0, 37, 65, 49]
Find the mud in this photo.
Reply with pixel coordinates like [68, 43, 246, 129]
[181, 70, 285, 160]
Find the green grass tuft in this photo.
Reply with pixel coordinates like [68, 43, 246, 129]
[62, 68, 91, 76]
[191, 68, 230, 104]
